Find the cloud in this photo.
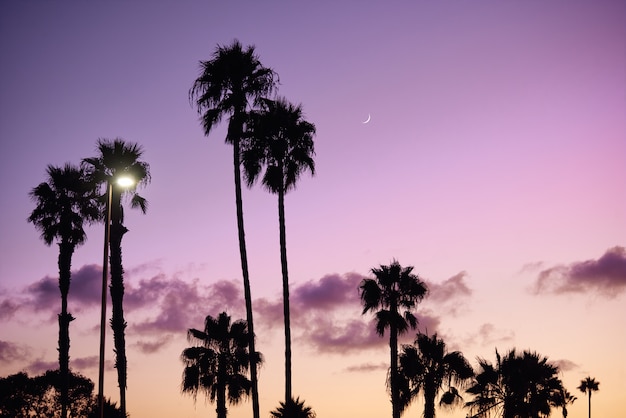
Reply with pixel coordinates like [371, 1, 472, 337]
[71, 356, 100, 370]
[532, 246, 626, 297]
[460, 323, 515, 350]
[0, 340, 30, 363]
[8, 264, 103, 321]
[134, 336, 173, 354]
[0, 298, 21, 321]
[553, 358, 578, 372]
[291, 273, 362, 311]
[345, 362, 388, 373]
[27, 359, 58, 375]
[425, 271, 472, 303]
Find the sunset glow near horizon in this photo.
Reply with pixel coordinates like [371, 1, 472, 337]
[1, 1, 625, 418]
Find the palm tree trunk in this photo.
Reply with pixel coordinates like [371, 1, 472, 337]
[109, 196, 128, 416]
[232, 138, 260, 418]
[390, 300, 399, 418]
[588, 392, 591, 418]
[217, 358, 228, 418]
[58, 241, 75, 418]
[278, 187, 292, 402]
[424, 385, 436, 418]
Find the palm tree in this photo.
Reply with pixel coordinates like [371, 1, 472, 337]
[465, 349, 565, 418]
[397, 332, 473, 418]
[181, 312, 259, 418]
[82, 138, 150, 416]
[189, 39, 277, 418]
[552, 388, 576, 418]
[242, 97, 315, 402]
[359, 261, 428, 418]
[577, 376, 599, 418]
[28, 163, 99, 418]
[269, 397, 316, 418]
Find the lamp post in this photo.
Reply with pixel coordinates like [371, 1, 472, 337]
[98, 175, 133, 418]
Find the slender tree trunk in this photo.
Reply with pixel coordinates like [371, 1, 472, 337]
[58, 241, 75, 418]
[109, 192, 128, 416]
[278, 186, 292, 402]
[232, 138, 260, 418]
[390, 299, 399, 418]
[588, 392, 591, 418]
[217, 356, 227, 418]
[424, 384, 436, 418]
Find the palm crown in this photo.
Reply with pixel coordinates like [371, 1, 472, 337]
[28, 163, 99, 246]
[189, 40, 277, 141]
[82, 138, 150, 219]
[242, 97, 316, 194]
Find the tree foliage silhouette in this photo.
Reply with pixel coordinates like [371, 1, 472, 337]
[465, 349, 565, 418]
[27, 163, 99, 418]
[0, 370, 123, 418]
[189, 39, 277, 418]
[577, 376, 599, 418]
[397, 332, 473, 418]
[359, 260, 428, 418]
[181, 312, 260, 418]
[82, 138, 150, 416]
[242, 96, 316, 402]
[269, 397, 316, 418]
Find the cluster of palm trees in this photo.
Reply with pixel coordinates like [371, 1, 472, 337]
[359, 260, 602, 418]
[182, 39, 317, 418]
[28, 139, 150, 417]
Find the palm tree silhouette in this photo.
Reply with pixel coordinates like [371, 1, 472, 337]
[82, 138, 150, 416]
[397, 332, 473, 418]
[577, 376, 599, 418]
[28, 163, 99, 418]
[466, 349, 565, 418]
[242, 97, 315, 403]
[359, 260, 428, 418]
[181, 312, 259, 418]
[269, 397, 316, 418]
[553, 388, 577, 418]
[189, 40, 277, 418]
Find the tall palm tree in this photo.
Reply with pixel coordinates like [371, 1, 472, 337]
[397, 332, 473, 418]
[359, 261, 428, 418]
[82, 138, 150, 416]
[181, 312, 260, 418]
[189, 40, 277, 418]
[270, 397, 316, 418]
[465, 349, 565, 418]
[242, 97, 316, 402]
[28, 163, 99, 418]
[577, 376, 599, 418]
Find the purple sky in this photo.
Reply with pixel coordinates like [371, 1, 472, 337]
[1, 1, 625, 417]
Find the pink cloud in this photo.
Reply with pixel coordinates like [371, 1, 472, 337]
[533, 246, 626, 297]
[345, 362, 388, 373]
[134, 336, 173, 354]
[425, 271, 472, 303]
[0, 340, 30, 363]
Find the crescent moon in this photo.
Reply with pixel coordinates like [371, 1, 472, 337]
[362, 114, 371, 124]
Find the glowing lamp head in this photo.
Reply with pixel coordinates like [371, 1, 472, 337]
[116, 176, 135, 188]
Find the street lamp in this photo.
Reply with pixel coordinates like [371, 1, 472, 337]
[98, 175, 134, 418]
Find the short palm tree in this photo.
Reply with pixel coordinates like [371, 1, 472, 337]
[242, 97, 315, 403]
[82, 138, 150, 416]
[552, 388, 576, 418]
[189, 40, 277, 418]
[28, 163, 99, 418]
[181, 312, 260, 418]
[466, 349, 565, 418]
[577, 376, 599, 418]
[397, 332, 473, 418]
[359, 261, 428, 418]
[269, 397, 316, 418]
